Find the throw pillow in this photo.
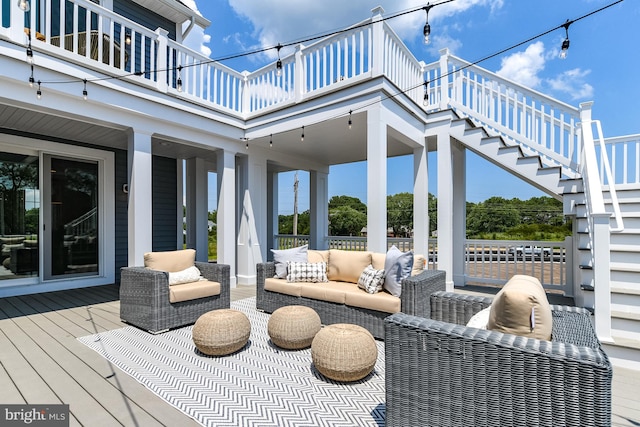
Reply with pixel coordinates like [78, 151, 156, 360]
[271, 245, 309, 279]
[466, 306, 491, 329]
[357, 265, 386, 294]
[168, 265, 203, 285]
[286, 261, 328, 283]
[383, 245, 414, 297]
[487, 275, 552, 340]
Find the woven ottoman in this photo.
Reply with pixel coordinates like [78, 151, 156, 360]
[311, 323, 377, 382]
[192, 309, 251, 356]
[268, 305, 321, 350]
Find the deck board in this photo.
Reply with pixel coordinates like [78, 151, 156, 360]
[0, 283, 638, 426]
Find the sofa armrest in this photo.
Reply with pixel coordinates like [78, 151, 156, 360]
[430, 290, 493, 325]
[120, 266, 170, 304]
[256, 262, 275, 292]
[400, 269, 445, 318]
[196, 262, 231, 305]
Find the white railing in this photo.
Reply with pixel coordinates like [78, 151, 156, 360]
[426, 50, 582, 179]
[600, 133, 640, 186]
[274, 234, 570, 293]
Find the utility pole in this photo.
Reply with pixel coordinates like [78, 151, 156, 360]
[293, 171, 298, 238]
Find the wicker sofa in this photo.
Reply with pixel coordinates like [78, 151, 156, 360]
[385, 291, 612, 427]
[120, 249, 230, 333]
[256, 248, 446, 339]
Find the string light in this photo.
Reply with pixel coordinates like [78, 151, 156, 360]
[176, 65, 183, 92]
[270, 134, 273, 147]
[241, 137, 249, 149]
[423, 81, 429, 107]
[423, 4, 433, 45]
[348, 110, 352, 129]
[36, 80, 41, 99]
[17, 0, 29, 12]
[82, 79, 88, 100]
[301, 126, 304, 142]
[275, 44, 283, 77]
[28, 65, 35, 88]
[559, 19, 572, 59]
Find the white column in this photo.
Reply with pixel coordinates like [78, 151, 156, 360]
[217, 150, 237, 287]
[413, 145, 429, 256]
[236, 153, 266, 285]
[367, 106, 387, 253]
[436, 128, 455, 291]
[451, 142, 466, 286]
[127, 129, 153, 266]
[310, 170, 329, 250]
[185, 157, 208, 262]
[267, 170, 279, 258]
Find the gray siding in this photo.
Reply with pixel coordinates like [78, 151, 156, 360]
[152, 156, 178, 252]
[113, 0, 177, 40]
[114, 149, 128, 281]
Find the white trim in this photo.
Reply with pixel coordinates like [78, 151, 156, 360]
[0, 134, 115, 297]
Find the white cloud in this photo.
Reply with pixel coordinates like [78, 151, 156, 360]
[547, 68, 594, 100]
[224, 0, 504, 60]
[495, 41, 545, 88]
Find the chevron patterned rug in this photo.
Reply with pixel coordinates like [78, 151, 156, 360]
[78, 298, 385, 426]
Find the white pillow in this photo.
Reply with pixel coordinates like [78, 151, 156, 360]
[286, 261, 328, 283]
[357, 265, 386, 294]
[168, 266, 203, 285]
[466, 306, 491, 330]
[271, 245, 309, 279]
[383, 245, 414, 297]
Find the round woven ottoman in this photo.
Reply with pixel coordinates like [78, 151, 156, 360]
[311, 323, 377, 382]
[192, 309, 251, 356]
[268, 305, 321, 350]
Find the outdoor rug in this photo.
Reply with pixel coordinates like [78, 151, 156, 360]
[78, 298, 385, 426]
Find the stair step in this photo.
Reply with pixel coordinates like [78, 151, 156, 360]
[579, 265, 593, 270]
[610, 336, 640, 351]
[612, 310, 640, 322]
[580, 284, 595, 291]
[611, 262, 640, 273]
[610, 244, 640, 253]
[612, 287, 640, 296]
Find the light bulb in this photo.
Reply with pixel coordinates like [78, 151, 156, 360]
[83, 89, 88, 100]
[177, 77, 183, 92]
[423, 93, 429, 107]
[276, 60, 282, 77]
[559, 38, 570, 59]
[17, 0, 30, 12]
[423, 23, 431, 45]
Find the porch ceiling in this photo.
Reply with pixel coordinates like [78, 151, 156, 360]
[250, 111, 419, 173]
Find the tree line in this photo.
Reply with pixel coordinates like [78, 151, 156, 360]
[278, 193, 571, 241]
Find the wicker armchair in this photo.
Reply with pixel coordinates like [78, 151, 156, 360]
[120, 251, 230, 333]
[385, 291, 612, 427]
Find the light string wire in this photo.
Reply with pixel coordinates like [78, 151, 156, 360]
[247, 0, 622, 147]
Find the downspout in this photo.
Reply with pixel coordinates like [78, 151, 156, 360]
[182, 16, 196, 41]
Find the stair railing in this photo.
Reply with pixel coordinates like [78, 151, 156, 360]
[578, 101, 613, 342]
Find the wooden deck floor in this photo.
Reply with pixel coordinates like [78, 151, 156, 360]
[0, 284, 639, 426]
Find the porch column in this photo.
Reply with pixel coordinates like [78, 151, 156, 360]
[127, 129, 153, 266]
[436, 129, 455, 291]
[367, 106, 387, 253]
[413, 145, 429, 256]
[236, 153, 267, 285]
[451, 141, 466, 286]
[310, 170, 329, 250]
[185, 157, 208, 262]
[217, 150, 237, 287]
[267, 170, 278, 259]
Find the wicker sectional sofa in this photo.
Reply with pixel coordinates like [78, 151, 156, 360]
[385, 291, 612, 427]
[256, 248, 446, 339]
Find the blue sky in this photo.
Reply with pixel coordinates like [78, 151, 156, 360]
[181, 0, 639, 214]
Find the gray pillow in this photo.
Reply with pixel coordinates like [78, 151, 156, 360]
[383, 245, 414, 297]
[271, 245, 308, 278]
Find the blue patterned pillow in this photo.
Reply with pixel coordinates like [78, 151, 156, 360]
[357, 264, 386, 294]
[286, 261, 328, 283]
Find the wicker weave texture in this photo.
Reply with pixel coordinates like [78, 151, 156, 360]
[192, 309, 251, 356]
[311, 323, 377, 382]
[120, 262, 231, 333]
[385, 292, 612, 427]
[267, 305, 321, 349]
[256, 262, 445, 339]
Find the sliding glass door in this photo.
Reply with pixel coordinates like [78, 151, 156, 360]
[43, 155, 99, 279]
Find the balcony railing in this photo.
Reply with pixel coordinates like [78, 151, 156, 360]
[274, 234, 571, 295]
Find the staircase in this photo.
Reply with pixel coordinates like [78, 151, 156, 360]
[441, 97, 640, 369]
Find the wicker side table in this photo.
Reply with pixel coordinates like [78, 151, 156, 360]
[192, 309, 251, 356]
[268, 305, 321, 350]
[311, 323, 377, 382]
